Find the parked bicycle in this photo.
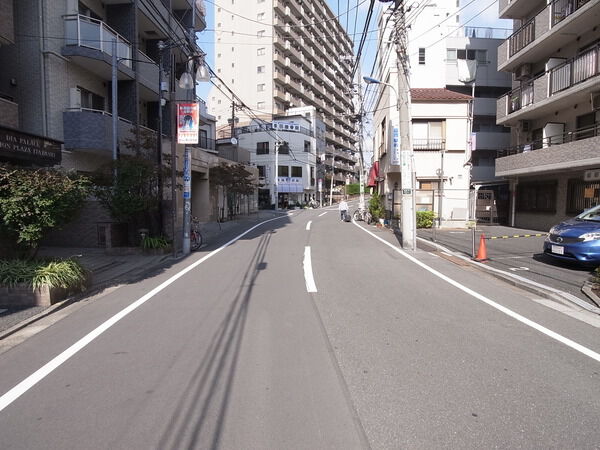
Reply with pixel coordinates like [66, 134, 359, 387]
[352, 207, 373, 224]
[308, 199, 320, 209]
[191, 216, 203, 251]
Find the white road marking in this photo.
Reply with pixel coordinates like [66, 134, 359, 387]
[306, 221, 312, 231]
[0, 215, 289, 414]
[318, 212, 327, 217]
[509, 267, 530, 272]
[428, 252, 440, 258]
[303, 246, 318, 293]
[356, 222, 600, 364]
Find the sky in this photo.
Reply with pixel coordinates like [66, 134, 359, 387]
[197, 0, 511, 101]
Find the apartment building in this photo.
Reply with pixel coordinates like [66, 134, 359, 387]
[369, 2, 511, 226]
[0, 0, 216, 247]
[209, 0, 359, 191]
[495, 0, 600, 230]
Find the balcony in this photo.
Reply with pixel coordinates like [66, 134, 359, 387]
[0, 96, 18, 129]
[498, 0, 600, 71]
[499, 0, 543, 19]
[136, 50, 159, 95]
[63, 15, 134, 79]
[63, 108, 155, 153]
[496, 123, 600, 176]
[498, 43, 600, 124]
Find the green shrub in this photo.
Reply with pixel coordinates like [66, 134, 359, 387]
[141, 236, 170, 249]
[416, 210, 435, 228]
[346, 183, 364, 195]
[0, 258, 87, 290]
[369, 194, 385, 220]
[0, 164, 90, 251]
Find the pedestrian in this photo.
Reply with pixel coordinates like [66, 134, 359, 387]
[339, 197, 348, 221]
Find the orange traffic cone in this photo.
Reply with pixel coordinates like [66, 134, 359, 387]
[475, 233, 488, 262]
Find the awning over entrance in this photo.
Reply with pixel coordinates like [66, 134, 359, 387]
[0, 126, 62, 166]
[367, 161, 379, 187]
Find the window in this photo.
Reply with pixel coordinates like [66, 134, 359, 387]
[418, 48, 426, 65]
[78, 87, 104, 110]
[257, 12, 265, 21]
[446, 48, 457, 62]
[412, 120, 444, 150]
[567, 179, 600, 214]
[257, 142, 269, 154]
[278, 142, 289, 154]
[257, 65, 265, 73]
[257, 101, 265, 110]
[257, 30, 265, 38]
[516, 181, 557, 213]
[257, 83, 265, 92]
[278, 166, 289, 177]
[291, 166, 302, 177]
[304, 140, 311, 152]
[257, 47, 265, 56]
[257, 165, 266, 177]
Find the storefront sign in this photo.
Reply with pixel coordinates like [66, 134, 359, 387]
[0, 126, 61, 166]
[391, 127, 400, 165]
[177, 103, 199, 144]
[277, 177, 303, 193]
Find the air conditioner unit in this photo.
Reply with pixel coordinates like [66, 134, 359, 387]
[518, 120, 531, 133]
[515, 63, 532, 81]
[591, 92, 600, 111]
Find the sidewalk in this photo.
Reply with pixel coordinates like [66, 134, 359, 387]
[0, 210, 288, 338]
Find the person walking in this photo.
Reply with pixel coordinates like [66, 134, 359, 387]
[339, 198, 349, 221]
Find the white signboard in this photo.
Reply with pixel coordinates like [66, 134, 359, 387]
[391, 127, 400, 165]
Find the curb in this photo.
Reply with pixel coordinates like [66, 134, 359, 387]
[417, 236, 600, 315]
[581, 281, 600, 308]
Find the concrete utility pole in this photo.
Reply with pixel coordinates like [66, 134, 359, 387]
[274, 141, 279, 210]
[393, 0, 417, 251]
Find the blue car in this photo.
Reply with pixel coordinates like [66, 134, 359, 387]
[543, 205, 600, 265]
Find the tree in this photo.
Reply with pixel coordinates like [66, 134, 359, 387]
[210, 163, 256, 219]
[0, 164, 90, 255]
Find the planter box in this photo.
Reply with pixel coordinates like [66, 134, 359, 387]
[0, 273, 92, 308]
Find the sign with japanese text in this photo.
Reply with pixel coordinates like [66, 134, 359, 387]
[391, 127, 400, 165]
[177, 103, 199, 144]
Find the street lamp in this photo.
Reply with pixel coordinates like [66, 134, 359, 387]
[363, 75, 417, 251]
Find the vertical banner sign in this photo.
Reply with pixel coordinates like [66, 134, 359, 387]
[391, 127, 400, 165]
[183, 148, 191, 199]
[177, 102, 199, 144]
[318, 178, 322, 192]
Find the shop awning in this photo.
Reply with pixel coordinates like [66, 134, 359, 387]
[367, 161, 379, 187]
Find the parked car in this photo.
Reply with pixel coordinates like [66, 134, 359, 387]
[543, 205, 600, 265]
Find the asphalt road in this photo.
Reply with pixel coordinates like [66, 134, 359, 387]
[1, 207, 599, 449]
[418, 225, 595, 304]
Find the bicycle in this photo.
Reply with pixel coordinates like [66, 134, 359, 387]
[308, 199, 320, 209]
[352, 208, 373, 224]
[190, 216, 203, 251]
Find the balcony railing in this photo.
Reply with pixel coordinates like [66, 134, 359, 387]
[507, 80, 534, 113]
[413, 139, 446, 151]
[500, 123, 600, 156]
[551, 0, 591, 26]
[235, 123, 313, 137]
[64, 14, 131, 67]
[508, 18, 534, 57]
[550, 43, 600, 94]
[449, 26, 512, 39]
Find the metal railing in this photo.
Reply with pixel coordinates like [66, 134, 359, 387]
[413, 139, 446, 151]
[500, 123, 600, 156]
[64, 14, 132, 67]
[449, 26, 512, 39]
[551, 0, 591, 26]
[508, 18, 535, 57]
[507, 80, 534, 113]
[550, 43, 600, 94]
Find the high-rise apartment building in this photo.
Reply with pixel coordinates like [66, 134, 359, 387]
[495, 0, 600, 230]
[209, 0, 359, 192]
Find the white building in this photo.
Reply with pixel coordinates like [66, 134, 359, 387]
[369, 1, 512, 227]
[236, 114, 318, 209]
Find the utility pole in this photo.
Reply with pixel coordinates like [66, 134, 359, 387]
[274, 140, 279, 210]
[230, 101, 236, 138]
[393, 0, 416, 251]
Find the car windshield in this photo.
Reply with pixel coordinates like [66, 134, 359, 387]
[577, 205, 600, 221]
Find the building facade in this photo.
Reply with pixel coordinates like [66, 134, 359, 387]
[495, 0, 600, 231]
[0, 0, 231, 248]
[209, 0, 359, 190]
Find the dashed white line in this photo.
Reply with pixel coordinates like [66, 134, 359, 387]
[318, 212, 327, 217]
[0, 215, 289, 414]
[355, 222, 600, 364]
[306, 220, 312, 231]
[303, 246, 318, 293]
